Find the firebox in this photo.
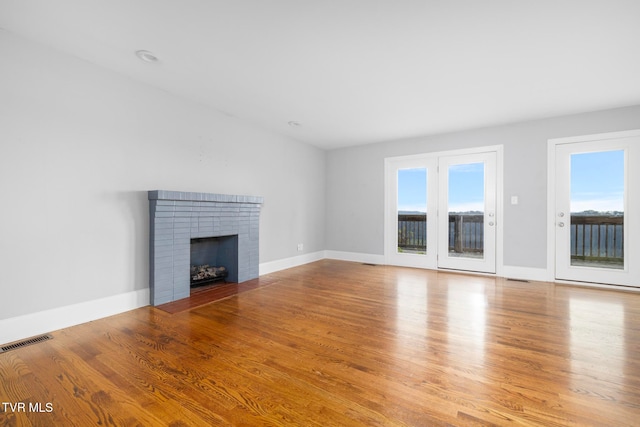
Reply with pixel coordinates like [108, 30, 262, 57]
[190, 235, 238, 286]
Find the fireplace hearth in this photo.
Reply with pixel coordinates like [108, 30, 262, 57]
[148, 190, 263, 306]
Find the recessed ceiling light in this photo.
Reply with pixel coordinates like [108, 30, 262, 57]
[135, 50, 159, 63]
[288, 121, 301, 128]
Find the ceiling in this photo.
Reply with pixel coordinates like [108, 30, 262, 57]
[1, 1, 639, 150]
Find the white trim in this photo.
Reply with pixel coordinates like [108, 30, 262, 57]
[548, 129, 640, 145]
[259, 251, 325, 275]
[0, 288, 149, 345]
[324, 250, 386, 265]
[546, 138, 558, 282]
[383, 144, 505, 163]
[495, 146, 505, 277]
[554, 280, 640, 293]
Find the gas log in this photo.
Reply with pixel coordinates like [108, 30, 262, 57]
[190, 265, 228, 286]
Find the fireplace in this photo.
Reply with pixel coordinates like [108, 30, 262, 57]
[148, 190, 263, 306]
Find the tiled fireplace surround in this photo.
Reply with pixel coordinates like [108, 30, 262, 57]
[148, 190, 263, 306]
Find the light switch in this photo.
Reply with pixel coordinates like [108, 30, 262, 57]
[511, 196, 519, 205]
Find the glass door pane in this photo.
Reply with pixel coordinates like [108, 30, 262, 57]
[570, 150, 624, 269]
[447, 162, 485, 259]
[385, 155, 437, 270]
[397, 168, 427, 254]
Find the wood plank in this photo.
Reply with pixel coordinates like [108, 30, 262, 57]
[1, 260, 640, 426]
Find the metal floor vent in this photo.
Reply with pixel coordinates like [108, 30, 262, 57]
[0, 334, 53, 353]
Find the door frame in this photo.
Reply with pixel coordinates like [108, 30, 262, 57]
[384, 145, 504, 276]
[546, 129, 640, 287]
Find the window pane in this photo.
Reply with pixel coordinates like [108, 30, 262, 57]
[397, 168, 427, 254]
[448, 162, 484, 259]
[570, 150, 624, 269]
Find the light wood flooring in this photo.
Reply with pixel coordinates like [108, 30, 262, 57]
[1, 260, 639, 426]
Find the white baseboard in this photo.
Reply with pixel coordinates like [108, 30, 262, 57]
[553, 279, 640, 293]
[258, 250, 387, 276]
[501, 265, 640, 292]
[0, 288, 150, 345]
[501, 266, 549, 282]
[324, 250, 386, 265]
[259, 251, 326, 275]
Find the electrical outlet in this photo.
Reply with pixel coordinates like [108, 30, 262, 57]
[297, 243, 304, 252]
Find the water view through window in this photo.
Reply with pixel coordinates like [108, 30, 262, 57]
[570, 150, 624, 269]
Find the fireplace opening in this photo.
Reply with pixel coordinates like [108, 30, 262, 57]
[190, 235, 239, 288]
[190, 265, 228, 286]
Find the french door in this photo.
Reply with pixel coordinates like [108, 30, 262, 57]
[385, 156, 438, 269]
[437, 152, 497, 273]
[385, 147, 500, 274]
[551, 130, 640, 287]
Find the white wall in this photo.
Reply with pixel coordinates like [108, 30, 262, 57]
[0, 32, 325, 326]
[325, 105, 640, 270]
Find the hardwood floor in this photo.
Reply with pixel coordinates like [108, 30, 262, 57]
[1, 260, 639, 426]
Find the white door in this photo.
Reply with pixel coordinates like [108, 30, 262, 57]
[385, 148, 500, 274]
[553, 131, 639, 287]
[437, 152, 497, 273]
[385, 156, 437, 269]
